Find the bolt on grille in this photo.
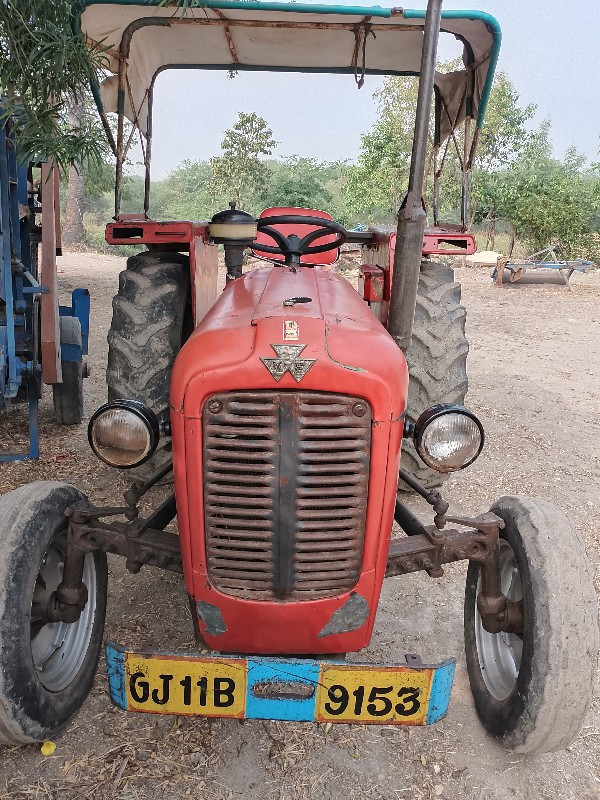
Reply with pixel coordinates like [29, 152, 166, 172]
[202, 391, 371, 600]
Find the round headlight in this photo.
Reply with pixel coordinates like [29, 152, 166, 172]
[413, 404, 484, 473]
[88, 401, 159, 468]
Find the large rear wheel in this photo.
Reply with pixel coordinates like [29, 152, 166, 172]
[400, 260, 469, 489]
[106, 250, 191, 479]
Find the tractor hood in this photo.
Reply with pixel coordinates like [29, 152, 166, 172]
[170, 266, 407, 423]
[169, 265, 408, 654]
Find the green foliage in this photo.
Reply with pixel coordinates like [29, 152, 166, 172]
[137, 155, 348, 223]
[475, 73, 536, 171]
[478, 126, 600, 259]
[84, 160, 115, 201]
[342, 59, 488, 222]
[210, 112, 277, 210]
[259, 157, 349, 222]
[343, 66, 599, 259]
[80, 146, 351, 243]
[0, 0, 107, 170]
[264, 157, 333, 210]
[151, 160, 214, 219]
[77, 87, 600, 262]
[342, 73, 418, 221]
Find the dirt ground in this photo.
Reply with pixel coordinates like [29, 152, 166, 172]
[0, 251, 598, 800]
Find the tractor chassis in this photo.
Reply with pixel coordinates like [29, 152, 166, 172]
[47, 464, 524, 640]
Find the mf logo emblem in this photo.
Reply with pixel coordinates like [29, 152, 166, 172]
[261, 344, 316, 382]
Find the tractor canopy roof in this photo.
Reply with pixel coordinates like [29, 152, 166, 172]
[74, 0, 501, 145]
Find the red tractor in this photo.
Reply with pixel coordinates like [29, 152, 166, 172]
[0, 0, 596, 755]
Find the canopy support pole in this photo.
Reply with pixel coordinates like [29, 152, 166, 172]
[114, 52, 126, 218]
[461, 52, 475, 230]
[432, 145, 440, 227]
[432, 87, 441, 227]
[461, 116, 471, 229]
[144, 80, 155, 217]
[387, 0, 442, 352]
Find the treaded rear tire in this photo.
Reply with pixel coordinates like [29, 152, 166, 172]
[400, 260, 469, 489]
[106, 251, 190, 479]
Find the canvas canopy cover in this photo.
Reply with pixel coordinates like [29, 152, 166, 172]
[74, 0, 501, 147]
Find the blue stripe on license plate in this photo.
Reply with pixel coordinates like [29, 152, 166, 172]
[246, 657, 321, 721]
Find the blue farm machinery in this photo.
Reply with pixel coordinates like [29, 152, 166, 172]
[0, 107, 90, 460]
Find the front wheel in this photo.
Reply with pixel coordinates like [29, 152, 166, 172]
[464, 495, 598, 754]
[53, 316, 84, 425]
[0, 482, 107, 744]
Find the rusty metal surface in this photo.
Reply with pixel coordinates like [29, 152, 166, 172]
[317, 592, 369, 637]
[115, 16, 424, 51]
[65, 505, 183, 576]
[38, 496, 183, 626]
[196, 600, 227, 635]
[203, 391, 371, 601]
[49, 464, 523, 637]
[40, 162, 61, 385]
[386, 510, 524, 637]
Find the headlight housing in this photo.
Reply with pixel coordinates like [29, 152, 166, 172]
[412, 404, 484, 473]
[88, 400, 160, 468]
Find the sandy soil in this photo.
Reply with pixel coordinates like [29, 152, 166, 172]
[0, 251, 598, 800]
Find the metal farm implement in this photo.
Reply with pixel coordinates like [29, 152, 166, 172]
[0, 107, 89, 460]
[493, 243, 595, 288]
[0, 0, 596, 757]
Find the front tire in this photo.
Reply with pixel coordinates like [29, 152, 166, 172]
[0, 482, 107, 744]
[464, 495, 598, 753]
[52, 316, 84, 425]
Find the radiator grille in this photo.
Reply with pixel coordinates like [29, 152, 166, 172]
[203, 391, 371, 600]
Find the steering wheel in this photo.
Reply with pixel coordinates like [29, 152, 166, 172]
[253, 215, 347, 266]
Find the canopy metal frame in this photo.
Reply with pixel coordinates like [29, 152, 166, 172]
[74, 0, 501, 222]
[74, 0, 501, 350]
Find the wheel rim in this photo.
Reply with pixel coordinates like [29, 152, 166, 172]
[30, 535, 97, 692]
[474, 539, 523, 701]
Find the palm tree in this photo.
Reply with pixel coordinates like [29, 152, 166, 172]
[0, 0, 107, 170]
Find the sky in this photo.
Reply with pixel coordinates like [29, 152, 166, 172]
[141, 0, 600, 178]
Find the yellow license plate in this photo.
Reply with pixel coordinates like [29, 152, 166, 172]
[315, 665, 433, 724]
[125, 653, 247, 717]
[107, 644, 454, 725]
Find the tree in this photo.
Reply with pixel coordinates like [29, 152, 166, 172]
[62, 100, 86, 245]
[342, 67, 535, 224]
[483, 126, 600, 260]
[262, 156, 333, 209]
[152, 160, 214, 220]
[210, 112, 277, 210]
[1, 0, 114, 250]
[342, 75, 418, 220]
[0, 1, 107, 170]
[467, 73, 537, 235]
[474, 73, 536, 172]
